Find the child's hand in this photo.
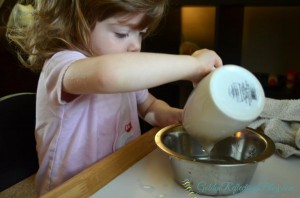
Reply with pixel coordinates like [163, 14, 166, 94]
[191, 49, 223, 84]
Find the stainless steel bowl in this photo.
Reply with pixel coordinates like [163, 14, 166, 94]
[155, 124, 275, 196]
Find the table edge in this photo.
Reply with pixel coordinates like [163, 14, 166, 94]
[41, 127, 159, 198]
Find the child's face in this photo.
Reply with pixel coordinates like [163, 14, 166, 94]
[90, 13, 147, 55]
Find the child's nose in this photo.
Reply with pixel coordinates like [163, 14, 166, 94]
[127, 37, 141, 52]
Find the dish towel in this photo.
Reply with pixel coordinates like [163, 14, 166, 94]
[248, 97, 300, 158]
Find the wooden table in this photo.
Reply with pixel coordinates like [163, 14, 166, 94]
[41, 126, 300, 198]
[41, 127, 159, 198]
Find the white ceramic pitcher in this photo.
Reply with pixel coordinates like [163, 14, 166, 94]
[182, 65, 265, 152]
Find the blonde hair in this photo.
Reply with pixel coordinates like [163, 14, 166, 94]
[6, 0, 168, 72]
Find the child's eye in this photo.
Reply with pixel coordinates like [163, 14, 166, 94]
[115, 33, 129, 38]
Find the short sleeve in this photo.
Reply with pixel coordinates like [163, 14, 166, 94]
[42, 51, 86, 104]
[136, 89, 149, 104]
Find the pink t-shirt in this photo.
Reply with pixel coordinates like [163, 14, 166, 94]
[35, 51, 148, 196]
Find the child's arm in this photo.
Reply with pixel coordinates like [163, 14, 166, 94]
[62, 49, 222, 95]
[138, 94, 183, 127]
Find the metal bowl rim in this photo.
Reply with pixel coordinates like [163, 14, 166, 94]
[155, 124, 275, 165]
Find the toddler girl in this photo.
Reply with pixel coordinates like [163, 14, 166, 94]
[7, 0, 222, 196]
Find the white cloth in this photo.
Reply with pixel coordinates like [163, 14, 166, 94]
[248, 98, 300, 158]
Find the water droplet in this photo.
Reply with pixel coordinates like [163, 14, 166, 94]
[141, 185, 155, 193]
